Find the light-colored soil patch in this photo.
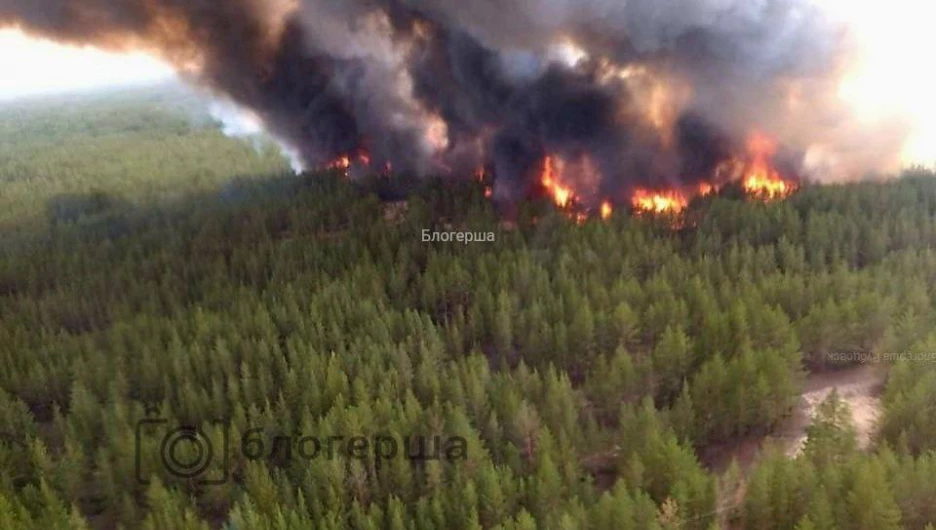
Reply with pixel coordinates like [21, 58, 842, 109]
[382, 201, 408, 223]
[707, 364, 888, 528]
[703, 363, 888, 473]
[776, 363, 887, 457]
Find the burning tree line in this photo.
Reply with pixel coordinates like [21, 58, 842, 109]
[534, 130, 797, 218]
[1, 0, 901, 216]
[325, 127, 797, 221]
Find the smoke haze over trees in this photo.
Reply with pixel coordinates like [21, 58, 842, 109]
[0, 0, 910, 204]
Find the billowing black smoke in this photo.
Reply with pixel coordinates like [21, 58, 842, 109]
[1, 0, 899, 204]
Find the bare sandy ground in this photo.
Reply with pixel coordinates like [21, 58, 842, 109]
[707, 364, 888, 527]
[776, 363, 887, 457]
[703, 363, 888, 472]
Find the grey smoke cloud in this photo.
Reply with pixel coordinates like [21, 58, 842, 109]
[0, 0, 904, 203]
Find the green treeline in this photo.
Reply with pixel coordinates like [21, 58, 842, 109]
[3, 89, 936, 529]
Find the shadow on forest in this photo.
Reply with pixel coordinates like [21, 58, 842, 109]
[30, 170, 386, 247]
[3, 169, 443, 255]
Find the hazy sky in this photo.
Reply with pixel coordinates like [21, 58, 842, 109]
[821, 0, 936, 166]
[0, 29, 175, 101]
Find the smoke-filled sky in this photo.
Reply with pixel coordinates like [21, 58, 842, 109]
[822, 0, 936, 167]
[0, 29, 175, 100]
[0, 0, 933, 192]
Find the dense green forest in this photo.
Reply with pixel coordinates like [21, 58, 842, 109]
[3, 86, 936, 529]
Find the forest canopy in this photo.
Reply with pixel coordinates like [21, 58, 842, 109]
[2, 86, 936, 529]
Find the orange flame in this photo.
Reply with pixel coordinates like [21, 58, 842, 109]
[631, 189, 689, 214]
[328, 155, 351, 171]
[326, 150, 373, 178]
[600, 201, 613, 219]
[741, 133, 797, 199]
[540, 156, 575, 208]
[698, 182, 715, 196]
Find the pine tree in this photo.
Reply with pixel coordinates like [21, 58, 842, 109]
[845, 461, 902, 530]
[803, 390, 858, 468]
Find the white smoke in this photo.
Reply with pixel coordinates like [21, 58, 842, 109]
[820, 0, 936, 170]
[208, 99, 305, 173]
[209, 100, 264, 137]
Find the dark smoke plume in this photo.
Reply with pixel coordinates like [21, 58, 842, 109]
[0, 0, 907, 204]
